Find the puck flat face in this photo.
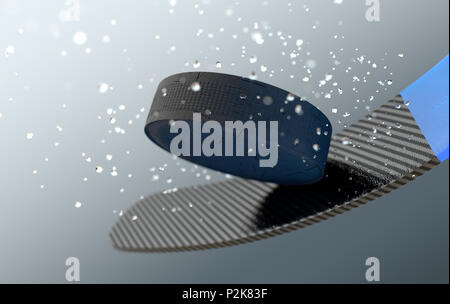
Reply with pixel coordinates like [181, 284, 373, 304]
[145, 72, 332, 185]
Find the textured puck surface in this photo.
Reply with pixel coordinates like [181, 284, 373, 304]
[145, 72, 332, 184]
[110, 95, 440, 252]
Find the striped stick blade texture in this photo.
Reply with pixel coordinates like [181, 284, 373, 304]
[110, 96, 440, 252]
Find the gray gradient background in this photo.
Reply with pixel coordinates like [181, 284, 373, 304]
[0, 0, 448, 283]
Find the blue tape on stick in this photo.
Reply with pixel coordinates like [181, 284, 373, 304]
[401, 55, 449, 161]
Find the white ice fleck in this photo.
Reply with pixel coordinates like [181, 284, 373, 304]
[251, 32, 264, 45]
[73, 32, 87, 45]
[5, 45, 15, 57]
[102, 35, 111, 43]
[190, 81, 201, 92]
[98, 82, 109, 93]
